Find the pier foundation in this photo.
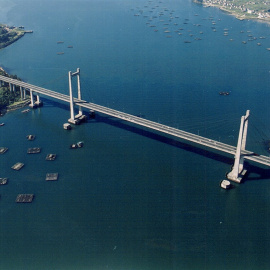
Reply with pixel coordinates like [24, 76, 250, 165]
[34, 94, 43, 107]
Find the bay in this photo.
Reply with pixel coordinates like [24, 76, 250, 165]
[1, 0, 270, 269]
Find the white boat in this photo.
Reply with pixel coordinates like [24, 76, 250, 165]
[77, 141, 84, 148]
[220, 180, 231, 189]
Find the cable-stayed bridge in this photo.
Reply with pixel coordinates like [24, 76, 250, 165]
[1, 70, 269, 183]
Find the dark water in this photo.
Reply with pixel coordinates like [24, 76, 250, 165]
[1, 0, 270, 269]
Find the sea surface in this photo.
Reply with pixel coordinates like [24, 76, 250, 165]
[1, 0, 270, 269]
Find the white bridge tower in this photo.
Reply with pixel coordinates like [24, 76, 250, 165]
[68, 68, 86, 124]
[227, 110, 250, 183]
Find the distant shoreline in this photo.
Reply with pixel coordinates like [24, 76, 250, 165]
[194, 0, 270, 25]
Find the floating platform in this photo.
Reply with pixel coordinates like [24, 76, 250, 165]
[11, 162, 24, 170]
[16, 194, 34, 203]
[0, 178, 8, 185]
[26, 134, 35, 140]
[0, 147, 8, 154]
[46, 173, 59, 181]
[27, 147, 41, 154]
[46, 154, 56, 161]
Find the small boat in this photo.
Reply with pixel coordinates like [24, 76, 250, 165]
[77, 141, 84, 148]
[220, 180, 231, 189]
[219, 91, 230, 96]
[70, 141, 84, 149]
[57, 52, 64, 55]
[26, 134, 35, 140]
[46, 153, 56, 161]
[57, 41, 64, 44]
[70, 143, 78, 149]
[67, 45, 73, 48]
[0, 123, 4, 126]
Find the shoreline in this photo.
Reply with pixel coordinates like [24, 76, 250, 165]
[0, 66, 29, 116]
[194, 1, 270, 25]
[0, 24, 33, 50]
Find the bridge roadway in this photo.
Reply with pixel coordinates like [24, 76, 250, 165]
[1, 75, 270, 167]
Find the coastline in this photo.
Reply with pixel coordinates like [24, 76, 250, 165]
[0, 24, 33, 50]
[194, 1, 270, 25]
[0, 66, 29, 116]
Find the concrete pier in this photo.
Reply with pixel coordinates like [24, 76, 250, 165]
[20, 86, 23, 100]
[29, 89, 36, 108]
[34, 94, 43, 107]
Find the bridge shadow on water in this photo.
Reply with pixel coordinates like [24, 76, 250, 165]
[93, 114, 270, 182]
[42, 99, 270, 182]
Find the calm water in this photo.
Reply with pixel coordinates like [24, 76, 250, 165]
[1, 0, 270, 269]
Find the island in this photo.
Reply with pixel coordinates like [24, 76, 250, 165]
[194, 0, 270, 22]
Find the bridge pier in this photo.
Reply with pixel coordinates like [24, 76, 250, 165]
[68, 68, 86, 124]
[29, 89, 36, 108]
[20, 86, 23, 100]
[23, 87, 26, 99]
[34, 94, 43, 107]
[227, 110, 250, 183]
[28, 89, 43, 108]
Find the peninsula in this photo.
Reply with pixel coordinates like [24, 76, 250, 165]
[194, 0, 270, 22]
[0, 24, 32, 49]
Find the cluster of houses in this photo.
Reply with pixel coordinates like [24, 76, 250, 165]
[201, 0, 270, 20]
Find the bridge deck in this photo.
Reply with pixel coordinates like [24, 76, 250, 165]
[1, 74, 270, 167]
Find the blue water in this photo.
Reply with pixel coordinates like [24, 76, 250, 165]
[1, 0, 270, 269]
